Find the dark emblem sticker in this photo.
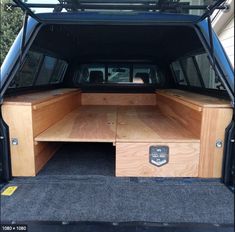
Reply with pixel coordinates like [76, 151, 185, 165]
[149, 146, 169, 167]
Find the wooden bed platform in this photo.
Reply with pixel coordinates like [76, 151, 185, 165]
[2, 89, 232, 178]
[35, 106, 199, 143]
[35, 106, 118, 143]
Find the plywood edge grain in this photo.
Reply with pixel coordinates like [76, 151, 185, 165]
[35, 137, 116, 143]
[2, 101, 33, 106]
[116, 139, 200, 143]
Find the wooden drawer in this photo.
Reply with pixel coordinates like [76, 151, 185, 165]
[116, 143, 200, 177]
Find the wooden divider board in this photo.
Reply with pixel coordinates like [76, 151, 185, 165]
[82, 93, 156, 105]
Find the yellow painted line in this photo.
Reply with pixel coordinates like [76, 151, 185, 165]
[1, 186, 18, 196]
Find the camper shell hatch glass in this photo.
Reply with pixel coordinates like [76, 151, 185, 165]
[9, 0, 229, 17]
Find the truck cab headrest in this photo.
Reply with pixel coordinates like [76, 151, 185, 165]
[89, 71, 104, 83]
[135, 72, 150, 84]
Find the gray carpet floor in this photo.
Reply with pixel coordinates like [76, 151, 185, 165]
[1, 143, 234, 224]
[38, 143, 115, 176]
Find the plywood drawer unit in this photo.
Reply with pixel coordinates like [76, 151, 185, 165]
[116, 143, 200, 177]
[2, 89, 81, 176]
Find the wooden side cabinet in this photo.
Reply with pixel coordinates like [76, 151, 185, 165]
[2, 89, 81, 176]
[156, 90, 233, 178]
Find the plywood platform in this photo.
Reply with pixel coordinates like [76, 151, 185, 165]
[35, 106, 199, 143]
[116, 106, 199, 143]
[35, 106, 117, 143]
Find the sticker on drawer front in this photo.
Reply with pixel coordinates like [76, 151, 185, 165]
[149, 146, 169, 167]
[1, 186, 18, 196]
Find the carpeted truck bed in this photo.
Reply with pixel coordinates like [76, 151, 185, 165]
[38, 143, 115, 176]
[1, 144, 234, 224]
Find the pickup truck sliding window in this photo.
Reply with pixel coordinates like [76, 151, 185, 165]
[9, 51, 68, 89]
[75, 64, 160, 85]
[171, 53, 226, 90]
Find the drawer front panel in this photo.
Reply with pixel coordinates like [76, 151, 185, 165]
[116, 143, 200, 177]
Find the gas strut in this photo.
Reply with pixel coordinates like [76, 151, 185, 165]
[202, 0, 229, 90]
[20, 11, 28, 68]
[207, 14, 216, 72]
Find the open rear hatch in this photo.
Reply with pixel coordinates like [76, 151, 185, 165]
[8, 0, 230, 21]
[0, 1, 234, 231]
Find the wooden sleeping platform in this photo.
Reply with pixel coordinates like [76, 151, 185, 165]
[35, 106, 117, 143]
[116, 106, 199, 143]
[35, 106, 199, 143]
[2, 89, 232, 178]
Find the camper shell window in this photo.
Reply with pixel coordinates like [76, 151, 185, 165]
[171, 53, 226, 90]
[9, 51, 68, 89]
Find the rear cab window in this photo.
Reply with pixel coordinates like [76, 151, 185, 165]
[75, 64, 160, 86]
